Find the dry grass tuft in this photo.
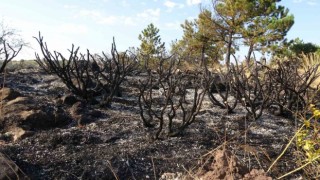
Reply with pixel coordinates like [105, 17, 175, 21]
[300, 53, 320, 89]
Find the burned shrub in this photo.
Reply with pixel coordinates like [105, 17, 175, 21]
[138, 55, 206, 139]
[35, 32, 137, 106]
[226, 57, 320, 119]
[0, 41, 22, 74]
[266, 59, 320, 116]
[35, 33, 97, 101]
[230, 60, 272, 120]
[0, 24, 24, 74]
[90, 41, 138, 107]
[204, 68, 238, 114]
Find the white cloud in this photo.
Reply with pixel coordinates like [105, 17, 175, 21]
[121, 0, 130, 7]
[164, 0, 185, 9]
[79, 9, 101, 19]
[76, 9, 140, 26]
[57, 23, 88, 34]
[186, 0, 201, 6]
[137, 8, 161, 21]
[164, 0, 176, 8]
[123, 17, 137, 26]
[164, 21, 181, 30]
[77, 9, 118, 25]
[307, 0, 318, 5]
[97, 16, 118, 25]
[63, 4, 78, 9]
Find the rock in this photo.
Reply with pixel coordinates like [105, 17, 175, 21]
[0, 153, 28, 179]
[0, 91, 71, 137]
[19, 108, 69, 130]
[5, 97, 30, 106]
[69, 101, 85, 126]
[68, 102, 101, 125]
[1, 97, 31, 118]
[53, 105, 72, 127]
[70, 101, 85, 116]
[20, 110, 54, 129]
[0, 87, 21, 101]
[7, 127, 34, 142]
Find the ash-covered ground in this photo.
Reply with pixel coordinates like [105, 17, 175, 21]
[0, 68, 302, 179]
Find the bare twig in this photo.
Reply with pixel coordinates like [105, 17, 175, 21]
[107, 160, 119, 180]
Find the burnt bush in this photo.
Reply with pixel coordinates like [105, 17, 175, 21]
[0, 42, 22, 73]
[35, 32, 137, 106]
[224, 58, 320, 120]
[204, 67, 238, 114]
[265, 59, 320, 116]
[229, 60, 272, 120]
[90, 41, 138, 107]
[0, 24, 24, 74]
[138, 55, 206, 139]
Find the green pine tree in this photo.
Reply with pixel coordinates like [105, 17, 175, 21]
[138, 23, 165, 69]
[172, 10, 223, 68]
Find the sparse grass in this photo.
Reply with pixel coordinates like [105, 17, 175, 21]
[300, 53, 320, 89]
[301, 53, 320, 69]
[266, 103, 320, 179]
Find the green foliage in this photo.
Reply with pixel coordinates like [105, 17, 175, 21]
[289, 104, 320, 178]
[138, 23, 165, 69]
[174, 0, 294, 68]
[241, 0, 294, 55]
[138, 23, 165, 56]
[269, 105, 320, 179]
[297, 105, 320, 162]
[271, 38, 320, 63]
[172, 10, 223, 66]
[291, 40, 319, 56]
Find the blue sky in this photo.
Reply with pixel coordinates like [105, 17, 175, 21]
[0, 0, 319, 60]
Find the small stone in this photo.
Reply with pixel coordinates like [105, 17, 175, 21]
[8, 127, 34, 141]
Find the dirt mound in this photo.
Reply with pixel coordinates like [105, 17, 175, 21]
[0, 87, 21, 101]
[196, 149, 271, 180]
[0, 87, 70, 141]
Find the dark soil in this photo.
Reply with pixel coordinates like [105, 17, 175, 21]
[0, 68, 304, 179]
